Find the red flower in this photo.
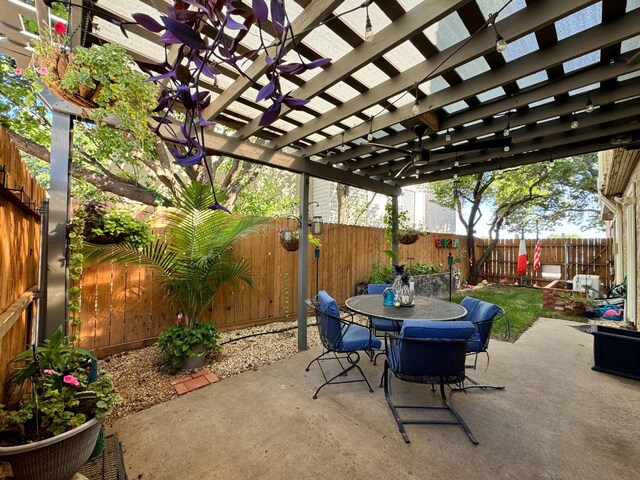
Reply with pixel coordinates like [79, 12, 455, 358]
[54, 21, 67, 34]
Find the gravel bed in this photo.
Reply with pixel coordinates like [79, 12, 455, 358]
[100, 318, 322, 423]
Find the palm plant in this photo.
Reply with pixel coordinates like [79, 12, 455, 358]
[85, 182, 268, 370]
[87, 182, 266, 324]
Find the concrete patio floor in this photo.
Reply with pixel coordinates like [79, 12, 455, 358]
[112, 318, 640, 479]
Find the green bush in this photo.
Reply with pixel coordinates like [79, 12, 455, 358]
[407, 262, 441, 275]
[157, 322, 220, 373]
[365, 261, 395, 284]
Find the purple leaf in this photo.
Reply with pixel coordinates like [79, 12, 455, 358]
[277, 63, 304, 74]
[270, 0, 285, 29]
[256, 79, 276, 102]
[175, 10, 198, 22]
[225, 15, 247, 30]
[208, 202, 231, 214]
[282, 96, 309, 109]
[265, 55, 274, 66]
[160, 30, 181, 45]
[161, 16, 206, 49]
[259, 101, 282, 126]
[132, 13, 164, 33]
[177, 85, 195, 109]
[198, 113, 216, 126]
[173, 149, 205, 167]
[306, 58, 332, 69]
[146, 70, 175, 82]
[192, 56, 220, 78]
[180, 0, 209, 12]
[252, 0, 269, 22]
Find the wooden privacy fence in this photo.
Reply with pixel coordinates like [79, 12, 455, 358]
[78, 221, 467, 357]
[476, 237, 614, 291]
[0, 127, 46, 400]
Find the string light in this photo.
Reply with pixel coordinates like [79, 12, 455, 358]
[496, 34, 507, 53]
[504, 145, 510, 152]
[339, 132, 346, 152]
[364, 4, 374, 42]
[367, 117, 373, 141]
[503, 112, 510, 137]
[585, 94, 594, 113]
[412, 83, 420, 115]
[445, 128, 451, 142]
[571, 113, 579, 129]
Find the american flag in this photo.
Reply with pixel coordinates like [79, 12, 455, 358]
[533, 240, 542, 270]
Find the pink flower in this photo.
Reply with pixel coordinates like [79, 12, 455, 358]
[54, 22, 67, 34]
[13, 68, 22, 75]
[43, 369, 56, 375]
[38, 66, 49, 76]
[63, 375, 80, 386]
[499, 278, 508, 284]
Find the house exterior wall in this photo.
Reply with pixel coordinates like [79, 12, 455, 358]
[310, 178, 455, 232]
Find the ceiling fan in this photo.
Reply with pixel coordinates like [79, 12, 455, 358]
[367, 124, 513, 179]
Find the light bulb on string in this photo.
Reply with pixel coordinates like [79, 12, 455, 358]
[367, 117, 373, 141]
[364, 6, 374, 42]
[504, 145, 510, 152]
[339, 132, 346, 152]
[412, 83, 420, 115]
[496, 34, 507, 53]
[586, 95, 594, 113]
[503, 113, 510, 137]
[571, 113, 579, 129]
[445, 128, 451, 142]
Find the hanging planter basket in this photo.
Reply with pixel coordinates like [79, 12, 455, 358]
[279, 235, 299, 252]
[33, 51, 102, 109]
[397, 232, 420, 245]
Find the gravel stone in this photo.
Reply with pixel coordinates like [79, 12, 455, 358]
[101, 318, 324, 423]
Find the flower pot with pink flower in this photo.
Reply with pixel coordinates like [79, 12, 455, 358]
[0, 327, 121, 480]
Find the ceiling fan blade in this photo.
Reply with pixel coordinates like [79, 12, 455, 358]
[394, 159, 414, 179]
[432, 137, 512, 154]
[366, 142, 413, 154]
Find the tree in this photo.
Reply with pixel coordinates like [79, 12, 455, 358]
[430, 155, 600, 284]
[0, 54, 291, 213]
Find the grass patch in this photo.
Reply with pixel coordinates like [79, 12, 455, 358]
[452, 286, 586, 341]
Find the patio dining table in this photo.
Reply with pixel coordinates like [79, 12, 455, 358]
[345, 295, 467, 323]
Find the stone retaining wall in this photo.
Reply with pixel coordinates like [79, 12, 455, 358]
[413, 272, 455, 299]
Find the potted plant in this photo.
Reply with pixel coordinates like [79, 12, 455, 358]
[0, 327, 121, 480]
[28, 21, 156, 113]
[277, 228, 321, 252]
[397, 227, 423, 245]
[85, 182, 268, 373]
[74, 202, 152, 248]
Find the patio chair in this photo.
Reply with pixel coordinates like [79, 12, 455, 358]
[305, 291, 381, 399]
[383, 320, 479, 444]
[457, 296, 510, 390]
[366, 283, 400, 365]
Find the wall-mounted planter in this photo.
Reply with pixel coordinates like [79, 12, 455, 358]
[591, 325, 640, 381]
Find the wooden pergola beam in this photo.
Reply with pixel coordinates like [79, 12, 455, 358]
[303, 2, 636, 157]
[200, 0, 344, 122]
[291, 0, 599, 154]
[234, 0, 470, 140]
[324, 57, 640, 166]
[154, 125, 400, 196]
[364, 91, 640, 176]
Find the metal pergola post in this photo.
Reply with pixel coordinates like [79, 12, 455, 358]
[391, 196, 399, 260]
[46, 110, 73, 338]
[297, 173, 310, 351]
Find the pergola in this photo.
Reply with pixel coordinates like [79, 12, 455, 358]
[1, 0, 639, 349]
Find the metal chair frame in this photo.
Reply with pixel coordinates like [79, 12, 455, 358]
[459, 304, 510, 391]
[383, 334, 478, 445]
[305, 299, 377, 399]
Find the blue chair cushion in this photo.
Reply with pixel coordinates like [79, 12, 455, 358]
[371, 316, 399, 332]
[337, 324, 381, 352]
[400, 320, 476, 340]
[461, 297, 501, 324]
[367, 284, 391, 295]
[318, 290, 340, 317]
[317, 291, 341, 345]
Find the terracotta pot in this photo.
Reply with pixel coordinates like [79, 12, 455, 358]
[0, 417, 101, 480]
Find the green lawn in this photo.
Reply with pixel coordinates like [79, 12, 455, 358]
[452, 286, 586, 341]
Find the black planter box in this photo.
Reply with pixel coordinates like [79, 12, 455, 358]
[591, 325, 640, 381]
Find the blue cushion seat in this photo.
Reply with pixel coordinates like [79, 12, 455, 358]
[388, 320, 475, 372]
[371, 317, 398, 332]
[338, 324, 382, 352]
[460, 297, 501, 353]
[367, 284, 391, 295]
